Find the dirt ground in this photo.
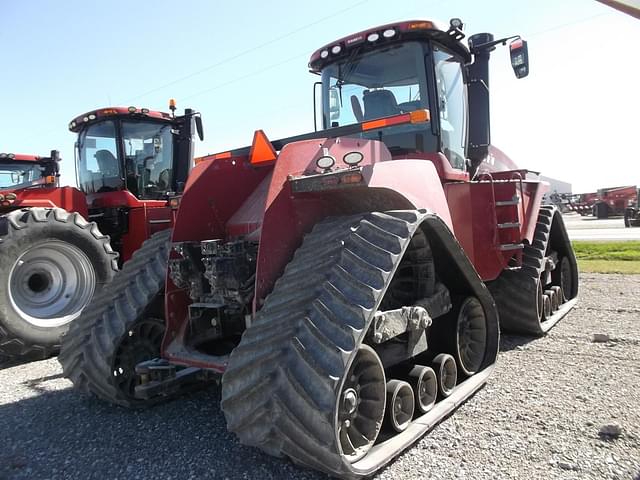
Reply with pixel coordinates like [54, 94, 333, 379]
[1, 273, 638, 480]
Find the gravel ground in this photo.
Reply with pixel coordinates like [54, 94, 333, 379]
[1, 273, 638, 480]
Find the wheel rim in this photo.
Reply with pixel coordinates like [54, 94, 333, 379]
[409, 365, 437, 413]
[559, 257, 572, 300]
[8, 240, 96, 328]
[435, 354, 457, 396]
[337, 345, 386, 463]
[456, 297, 487, 376]
[112, 318, 165, 397]
[386, 380, 414, 432]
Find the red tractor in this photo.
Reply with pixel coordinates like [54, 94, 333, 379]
[60, 19, 578, 478]
[592, 185, 638, 219]
[0, 104, 202, 360]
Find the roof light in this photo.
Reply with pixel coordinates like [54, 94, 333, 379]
[407, 22, 433, 30]
[128, 106, 137, 113]
[367, 33, 380, 42]
[343, 151, 364, 166]
[0, 153, 6, 159]
[5, 193, 17, 201]
[383, 28, 396, 38]
[316, 155, 335, 170]
[141, 108, 150, 114]
[450, 18, 463, 29]
[83, 116, 89, 122]
[8, 153, 15, 159]
[331, 45, 342, 55]
[88, 114, 96, 120]
[320, 50, 329, 59]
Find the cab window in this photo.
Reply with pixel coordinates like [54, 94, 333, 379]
[433, 45, 467, 169]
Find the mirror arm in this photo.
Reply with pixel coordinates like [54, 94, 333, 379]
[470, 35, 520, 54]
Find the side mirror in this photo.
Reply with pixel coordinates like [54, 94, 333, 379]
[195, 115, 204, 141]
[329, 87, 340, 121]
[509, 39, 529, 79]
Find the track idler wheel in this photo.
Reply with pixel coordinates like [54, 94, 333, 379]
[552, 256, 573, 302]
[429, 296, 487, 377]
[433, 353, 457, 398]
[407, 365, 437, 413]
[338, 345, 386, 463]
[385, 380, 414, 433]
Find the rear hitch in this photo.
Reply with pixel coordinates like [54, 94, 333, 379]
[134, 358, 213, 399]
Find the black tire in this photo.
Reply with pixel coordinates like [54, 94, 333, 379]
[624, 209, 632, 228]
[0, 208, 118, 359]
[594, 202, 609, 219]
[58, 229, 170, 408]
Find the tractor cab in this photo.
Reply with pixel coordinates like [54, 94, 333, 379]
[70, 103, 202, 202]
[0, 152, 60, 193]
[69, 103, 203, 260]
[310, 19, 529, 175]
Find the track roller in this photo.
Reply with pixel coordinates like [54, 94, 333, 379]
[433, 353, 457, 398]
[542, 294, 551, 320]
[550, 286, 563, 307]
[544, 289, 558, 312]
[407, 365, 437, 413]
[385, 380, 414, 433]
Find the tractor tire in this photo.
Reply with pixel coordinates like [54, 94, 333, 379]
[624, 208, 632, 228]
[594, 202, 609, 219]
[0, 208, 118, 360]
[58, 229, 170, 408]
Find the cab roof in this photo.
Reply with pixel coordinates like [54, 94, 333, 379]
[309, 19, 470, 72]
[0, 153, 47, 163]
[69, 106, 172, 132]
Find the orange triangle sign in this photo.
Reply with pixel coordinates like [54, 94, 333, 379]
[249, 130, 277, 165]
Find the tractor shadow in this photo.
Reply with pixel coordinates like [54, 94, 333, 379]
[499, 333, 538, 352]
[0, 382, 323, 480]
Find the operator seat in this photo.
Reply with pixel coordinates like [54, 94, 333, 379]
[362, 89, 401, 120]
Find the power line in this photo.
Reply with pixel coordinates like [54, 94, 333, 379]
[122, 0, 369, 104]
[182, 51, 308, 102]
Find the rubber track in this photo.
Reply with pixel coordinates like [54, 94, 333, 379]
[0, 207, 118, 359]
[58, 229, 171, 408]
[221, 211, 433, 478]
[488, 206, 562, 335]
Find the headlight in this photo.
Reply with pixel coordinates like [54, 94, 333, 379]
[343, 151, 364, 166]
[316, 155, 335, 170]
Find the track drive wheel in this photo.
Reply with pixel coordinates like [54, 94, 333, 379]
[338, 345, 386, 462]
[58, 230, 170, 408]
[0, 208, 118, 360]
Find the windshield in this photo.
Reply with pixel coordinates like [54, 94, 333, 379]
[0, 161, 43, 189]
[321, 41, 436, 155]
[77, 120, 124, 194]
[121, 121, 174, 199]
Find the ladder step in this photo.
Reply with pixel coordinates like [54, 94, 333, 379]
[497, 222, 521, 229]
[495, 197, 521, 207]
[499, 243, 525, 251]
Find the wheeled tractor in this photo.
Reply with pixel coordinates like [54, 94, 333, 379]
[0, 102, 202, 360]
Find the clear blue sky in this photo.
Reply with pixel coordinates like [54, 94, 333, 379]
[1, 0, 638, 191]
